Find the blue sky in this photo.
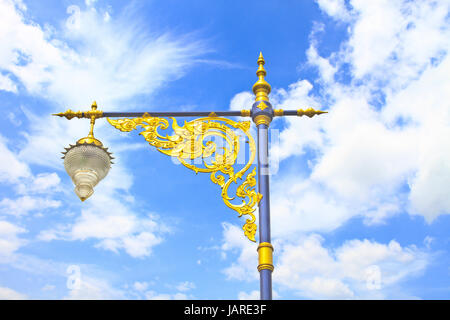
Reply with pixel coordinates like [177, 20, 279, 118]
[0, 0, 449, 299]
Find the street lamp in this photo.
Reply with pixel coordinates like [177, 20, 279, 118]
[54, 53, 327, 299]
[60, 102, 114, 201]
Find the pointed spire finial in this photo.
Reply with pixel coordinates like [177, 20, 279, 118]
[252, 52, 271, 102]
[257, 52, 265, 65]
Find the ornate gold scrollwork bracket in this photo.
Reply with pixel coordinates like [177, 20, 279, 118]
[107, 114, 262, 242]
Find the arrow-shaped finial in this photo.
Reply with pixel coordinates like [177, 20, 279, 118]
[253, 52, 271, 102]
[297, 107, 328, 118]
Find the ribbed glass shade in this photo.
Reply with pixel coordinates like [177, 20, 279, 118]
[63, 144, 112, 201]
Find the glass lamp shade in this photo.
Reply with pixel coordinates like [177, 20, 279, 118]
[63, 143, 113, 201]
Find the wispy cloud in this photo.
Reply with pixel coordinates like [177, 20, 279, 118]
[0, 0, 209, 108]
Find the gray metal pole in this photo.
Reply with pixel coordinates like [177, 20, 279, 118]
[256, 123, 273, 300]
[251, 52, 275, 300]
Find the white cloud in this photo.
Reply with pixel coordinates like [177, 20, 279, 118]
[16, 172, 61, 195]
[41, 284, 56, 291]
[1, 252, 135, 300]
[144, 291, 188, 300]
[74, 195, 165, 258]
[7, 111, 22, 126]
[0, 135, 30, 184]
[220, 225, 429, 299]
[71, 209, 137, 240]
[257, 0, 450, 233]
[119, 232, 163, 258]
[312, 120, 419, 201]
[133, 281, 149, 292]
[176, 281, 196, 292]
[64, 274, 126, 299]
[269, 182, 354, 237]
[238, 290, 259, 300]
[0, 196, 61, 216]
[0, 73, 18, 93]
[346, 0, 450, 83]
[221, 223, 258, 282]
[85, 0, 97, 7]
[0, 220, 27, 262]
[238, 289, 280, 300]
[0, 0, 65, 96]
[38, 189, 168, 258]
[306, 45, 337, 83]
[316, 0, 351, 22]
[18, 108, 101, 169]
[129, 280, 194, 300]
[0, 0, 207, 107]
[0, 286, 27, 299]
[229, 92, 254, 111]
[269, 80, 324, 161]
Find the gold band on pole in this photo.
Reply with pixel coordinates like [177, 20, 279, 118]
[273, 109, 284, 117]
[257, 242, 274, 272]
[241, 109, 251, 117]
[254, 114, 272, 126]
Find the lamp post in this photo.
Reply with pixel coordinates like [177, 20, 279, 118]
[54, 53, 327, 300]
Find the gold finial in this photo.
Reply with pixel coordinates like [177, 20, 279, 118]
[52, 101, 103, 120]
[257, 52, 264, 64]
[256, 52, 266, 77]
[52, 109, 83, 120]
[297, 107, 328, 118]
[77, 101, 103, 146]
[252, 52, 271, 102]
